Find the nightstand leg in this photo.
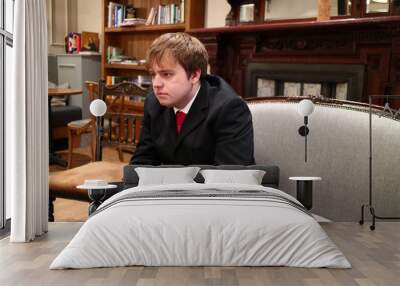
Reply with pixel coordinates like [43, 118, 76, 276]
[88, 201, 101, 216]
[297, 181, 313, 210]
[87, 189, 106, 215]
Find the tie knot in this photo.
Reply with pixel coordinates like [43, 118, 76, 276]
[176, 111, 186, 134]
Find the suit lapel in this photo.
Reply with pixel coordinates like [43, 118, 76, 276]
[165, 108, 178, 143]
[175, 82, 209, 149]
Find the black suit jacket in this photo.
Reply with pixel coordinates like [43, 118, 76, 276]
[130, 75, 255, 165]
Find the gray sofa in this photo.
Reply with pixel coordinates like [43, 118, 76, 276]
[247, 98, 400, 221]
[84, 97, 399, 222]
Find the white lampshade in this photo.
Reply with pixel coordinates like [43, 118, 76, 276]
[90, 99, 107, 117]
[298, 99, 315, 116]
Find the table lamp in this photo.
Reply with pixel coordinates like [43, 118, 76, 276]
[297, 99, 315, 162]
[90, 99, 107, 161]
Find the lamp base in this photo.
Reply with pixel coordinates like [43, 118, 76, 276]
[360, 203, 400, 231]
[298, 126, 309, 136]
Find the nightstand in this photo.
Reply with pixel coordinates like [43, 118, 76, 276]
[289, 176, 322, 210]
[77, 182, 117, 215]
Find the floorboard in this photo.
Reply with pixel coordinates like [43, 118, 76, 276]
[1, 222, 399, 286]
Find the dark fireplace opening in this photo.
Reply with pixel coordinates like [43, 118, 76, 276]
[245, 63, 365, 101]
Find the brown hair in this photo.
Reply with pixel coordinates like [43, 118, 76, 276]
[146, 32, 208, 78]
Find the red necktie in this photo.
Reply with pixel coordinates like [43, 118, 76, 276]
[175, 111, 186, 134]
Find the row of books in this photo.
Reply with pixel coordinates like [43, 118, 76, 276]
[108, 55, 146, 65]
[108, 2, 143, 28]
[105, 76, 151, 88]
[108, 1, 185, 28]
[119, 18, 147, 27]
[147, 2, 185, 26]
[106, 46, 147, 65]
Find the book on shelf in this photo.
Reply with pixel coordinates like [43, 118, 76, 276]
[107, 46, 122, 62]
[119, 18, 146, 27]
[181, 0, 185, 23]
[108, 56, 135, 64]
[116, 4, 125, 26]
[107, 2, 127, 27]
[108, 54, 147, 66]
[151, 8, 158, 25]
[107, 2, 114, 28]
[120, 60, 140, 65]
[145, 7, 156, 25]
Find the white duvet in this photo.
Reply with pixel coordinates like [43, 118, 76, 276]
[50, 183, 351, 269]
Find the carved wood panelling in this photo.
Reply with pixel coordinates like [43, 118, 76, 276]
[256, 34, 353, 55]
[367, 54, 381, 71]
[393, 55, 400, 81]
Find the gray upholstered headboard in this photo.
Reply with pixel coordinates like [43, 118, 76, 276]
[123, 165, 279, 189]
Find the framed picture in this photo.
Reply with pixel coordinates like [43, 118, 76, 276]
[81, 32, 99, 52]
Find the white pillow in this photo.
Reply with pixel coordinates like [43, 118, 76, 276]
[200, 169, 266, 185]
[135, 167, 200, 186]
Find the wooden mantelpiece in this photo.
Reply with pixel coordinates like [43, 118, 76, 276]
[191, 16, 400, 34]
[189, 16, 400, 107]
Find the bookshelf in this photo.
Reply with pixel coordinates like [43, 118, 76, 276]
[101, 0, 205, 82]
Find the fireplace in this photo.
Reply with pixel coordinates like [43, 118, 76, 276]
[245, 63, 365, 101]
[190, 17, 400, 107]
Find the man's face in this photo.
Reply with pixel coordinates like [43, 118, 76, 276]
[149, 56, 200, 109]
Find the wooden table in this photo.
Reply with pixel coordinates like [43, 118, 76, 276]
[48, 88, 83, 167]
[48, 87, 83, 97]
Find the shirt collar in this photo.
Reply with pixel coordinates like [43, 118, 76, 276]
[173, 84, 201, 114]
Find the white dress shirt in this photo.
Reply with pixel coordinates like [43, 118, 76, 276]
[173, 85, 201, 115]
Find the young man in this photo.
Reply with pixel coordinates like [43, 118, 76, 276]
[131, 32, 255, 165]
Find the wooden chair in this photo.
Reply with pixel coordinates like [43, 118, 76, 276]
[48, 81, 148, 221]
[66, 81, 119, 168]
[99, 80, 148, 162]
[66, 81, 98, 168]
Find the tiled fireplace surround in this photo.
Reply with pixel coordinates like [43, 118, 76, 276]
[246, 62, 364, 100]
[190, 17, 400, 107]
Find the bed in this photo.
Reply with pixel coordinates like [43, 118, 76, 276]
[50, 165, 350, 269]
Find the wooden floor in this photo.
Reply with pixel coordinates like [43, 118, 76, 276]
[54, 198, 88, 222]
[0, 222, 399, 286]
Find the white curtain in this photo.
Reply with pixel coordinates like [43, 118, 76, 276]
[7, 0, 49, 242]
